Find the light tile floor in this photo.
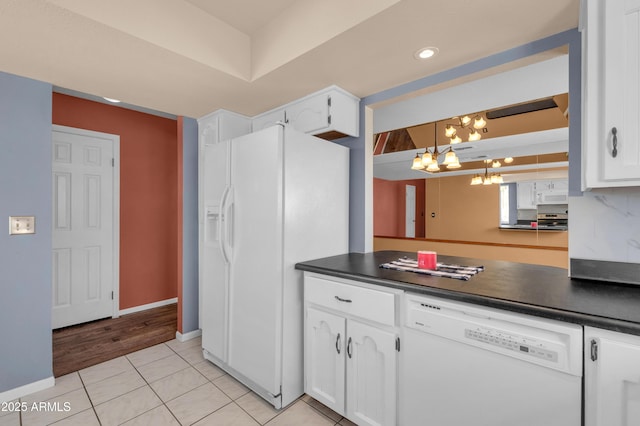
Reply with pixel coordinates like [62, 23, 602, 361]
[2, 337, 356, 426]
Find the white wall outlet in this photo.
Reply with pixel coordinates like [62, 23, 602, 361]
[9, 216, 36, 235]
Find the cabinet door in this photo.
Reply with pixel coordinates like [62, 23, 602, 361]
[517, 181, 536, 209]
[286, 94, 330, 134]
[305, 307, 346, 415]
[346, 320, 397, 426]
[602, 0, 640, 181]
[549, 179, 568, 192]
[252, 109, 285, 132]
[585, 327, 640, 426]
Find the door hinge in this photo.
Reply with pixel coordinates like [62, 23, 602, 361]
[395, 337, 401, 352]
[590, 339, 598, 361]
[112, 158, 115, 167]
[328, 96, 332, 107]
[328, 114, 332, 125]
[111, 291, 114, 300]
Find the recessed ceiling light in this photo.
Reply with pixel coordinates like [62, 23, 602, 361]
[414, 47, 439, 60]
[103, 97, 121, 103]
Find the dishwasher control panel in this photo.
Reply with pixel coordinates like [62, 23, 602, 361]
[404, 292, 583, 376]
[465, 328, 558, 363]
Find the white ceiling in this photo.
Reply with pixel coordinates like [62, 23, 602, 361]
[0, 0, 580, 118]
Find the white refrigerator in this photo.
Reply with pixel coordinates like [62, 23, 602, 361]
[200, 124, 349, 408]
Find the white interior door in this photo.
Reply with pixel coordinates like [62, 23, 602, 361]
[52, 126, 119, 329]
[405, 185, 416, 238]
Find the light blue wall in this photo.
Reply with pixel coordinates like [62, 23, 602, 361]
[182, 117, 199, 333]
[0, 71, 53, 392]
[346, 29, 581, 252]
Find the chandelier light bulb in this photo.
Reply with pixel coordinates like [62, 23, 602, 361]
[446, 159, 461, 169]
[504, 157, 514, 164]
[450, 135, 462, 144]
[473, 115, 487, 129]
[445, 125, 457, 138]
[426, 161, 440, 172]
[421, 151, 433, 166]
[460, 116, 471, 126]
[443, 151, 458, 165]
[483, 176, 492, 185]
[492, 161, 501, 168]
[471, 175, 483, 185]
[468, 130, 482, 141]
[411, 154, 423, 170]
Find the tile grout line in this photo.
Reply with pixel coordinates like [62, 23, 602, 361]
[123, 342, 184, 426]
[76, 371, 103, 426]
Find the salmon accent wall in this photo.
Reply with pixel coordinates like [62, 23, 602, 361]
[52, 93, 179, 310]
[373, 178, 425, 237]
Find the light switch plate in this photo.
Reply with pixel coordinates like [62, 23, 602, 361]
[9, 216, 35, 235]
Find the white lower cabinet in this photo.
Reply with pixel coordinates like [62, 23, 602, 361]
[585, 326, 640, 426]
[305, 307, 345, 414]
[304, 273, 400, 426]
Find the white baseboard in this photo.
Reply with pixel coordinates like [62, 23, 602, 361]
[119, 297, 178, 316]
[0, 376, 55, 403]
[176, 329, 202, 342]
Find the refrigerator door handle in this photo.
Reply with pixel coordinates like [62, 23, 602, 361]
[223, 187, 235, 262]
[219, 186, 231, 264]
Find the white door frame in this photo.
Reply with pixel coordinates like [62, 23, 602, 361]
[52, 124, 121, 320]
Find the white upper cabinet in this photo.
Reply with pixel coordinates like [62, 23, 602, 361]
[252, 86, 360, 139]
[582, 0, 640, 188]
[198, 109, 252, 146]
[517, 181, 537, 209]
[252, 109, 285, 133]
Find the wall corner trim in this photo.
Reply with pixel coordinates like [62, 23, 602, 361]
[175, 329, 202, 342]
[0, 376, 54, 403]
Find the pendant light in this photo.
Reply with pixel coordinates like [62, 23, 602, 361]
[408, 122, 459, 173]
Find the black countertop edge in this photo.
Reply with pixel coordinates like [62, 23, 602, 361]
[296, 263, 640, 337]
[499, 225, 568, 231]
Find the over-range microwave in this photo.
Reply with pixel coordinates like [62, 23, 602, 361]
[536, 190, 569, 205]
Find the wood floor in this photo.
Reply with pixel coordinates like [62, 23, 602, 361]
[52, 303, 177, 377]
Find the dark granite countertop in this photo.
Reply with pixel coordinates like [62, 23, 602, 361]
[296, 250, 640, 336]
[499, 224, 568, 231]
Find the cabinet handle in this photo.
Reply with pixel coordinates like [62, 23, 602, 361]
[347, 337, 353, 359]
[590, 339, 598, 361]
[336, 333, 341, 354]
[611, 127, 618, 158]
[335, 296, 352, 303]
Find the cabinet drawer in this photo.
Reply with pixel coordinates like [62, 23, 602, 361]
[305, 276, 396, 326]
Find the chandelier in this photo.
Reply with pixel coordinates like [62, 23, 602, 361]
[411, 123, 460, 172]
[444, 114, 487, 144]
[470, 160, 503, 185]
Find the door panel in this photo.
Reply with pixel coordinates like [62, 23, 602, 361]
[305, 307, 346, 415]
[201, 139, 230, 361]
[52, 127, 117, 329]
[228, 126, 283, 395]
[586, 334, 640, 426]
[346, 320, 397, 426]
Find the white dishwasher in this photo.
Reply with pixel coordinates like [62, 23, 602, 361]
[400, 293, 582, 426]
